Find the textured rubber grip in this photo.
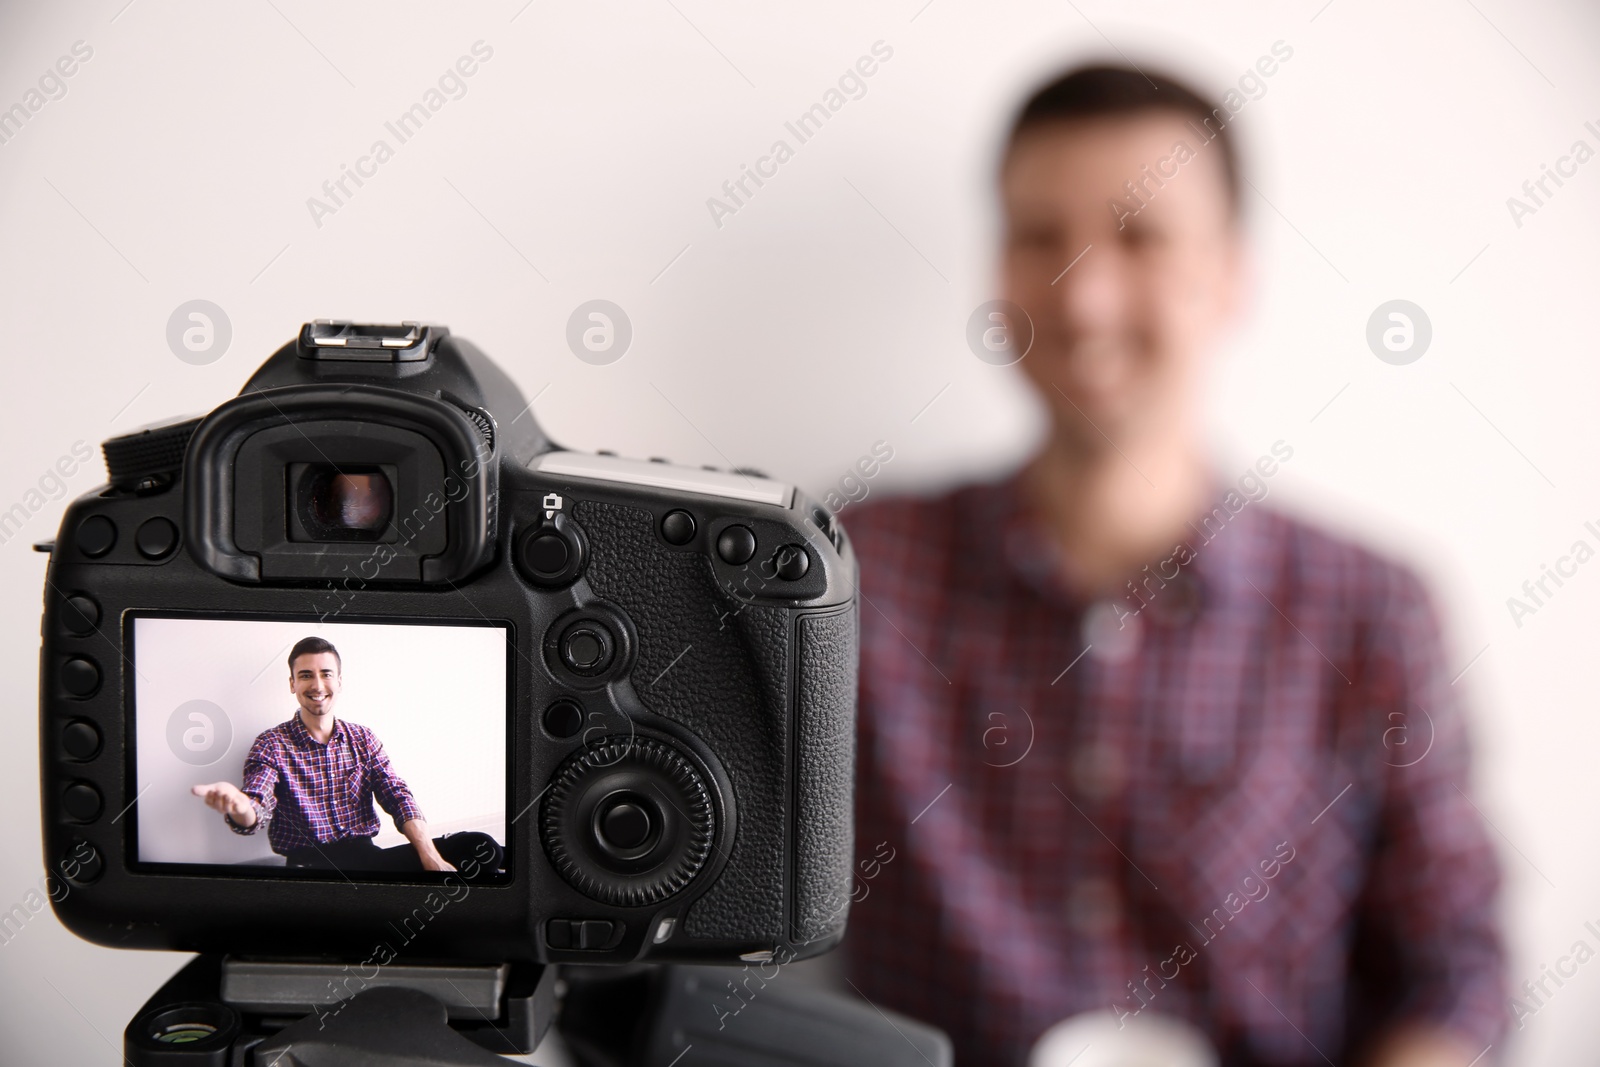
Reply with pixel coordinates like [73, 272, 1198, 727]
[791, 607, 859, 945]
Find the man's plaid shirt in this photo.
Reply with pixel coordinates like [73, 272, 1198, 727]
[842, 474, 1507, 1066]
[228, 713, 422, 855]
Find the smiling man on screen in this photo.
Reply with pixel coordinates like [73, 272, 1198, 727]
[192, 636, 501, 876]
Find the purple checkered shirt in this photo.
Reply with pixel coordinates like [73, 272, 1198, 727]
[228, 713, 423, 855]
[841, 473, 1507, 1067]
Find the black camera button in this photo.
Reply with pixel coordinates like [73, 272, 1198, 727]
[560, 625, 613, 674]
[516, 514, 588, 588]
[61, 595, 100, 636]
[135, 517, 179, 560]
[660, 510, 696, 546]
[61, 657, 101, 698]
[63, 782, 103, 823]
[62, 720, 102, 761]
[545, 605, 634, 687]
[716, 524, 756, 565]
[597, 797, 656, 854]
[62, 841, 103, 885]
[543, 700, 584, 739]
[76, 515, 116, 558]
[525, 533, 569, 573]
[772, 544, 810, 581]
[567, 633, 601, 667]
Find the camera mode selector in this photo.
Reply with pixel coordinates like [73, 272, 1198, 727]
[516, 509, 587, 588]
[101, 417, 204, 492]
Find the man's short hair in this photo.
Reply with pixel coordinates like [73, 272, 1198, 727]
[1002, 63, 1242, 220]
[288, 636, 341, 674]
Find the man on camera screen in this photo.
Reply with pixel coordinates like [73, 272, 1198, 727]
[191, 636, 502, 876]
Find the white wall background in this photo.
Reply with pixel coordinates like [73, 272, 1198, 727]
[1, 0, 1597, 1062]
[133, 616, 507, 865]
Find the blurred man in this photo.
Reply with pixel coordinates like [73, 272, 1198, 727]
[192, 636, 501, 875]
[843, 65, 1506, 1066]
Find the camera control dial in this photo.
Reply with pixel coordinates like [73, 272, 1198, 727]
[542, 737, 714, 908]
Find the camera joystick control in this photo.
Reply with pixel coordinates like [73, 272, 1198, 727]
[559, 624, 614, 675]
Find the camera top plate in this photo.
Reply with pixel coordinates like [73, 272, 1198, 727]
[528, 452, 792, 508]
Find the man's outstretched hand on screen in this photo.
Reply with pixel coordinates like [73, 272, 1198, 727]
[192, 781, 256, 827]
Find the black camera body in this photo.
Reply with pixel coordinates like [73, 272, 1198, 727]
[39, 322, 858, 969]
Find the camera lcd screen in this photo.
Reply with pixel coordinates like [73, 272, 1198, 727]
[131, 615, 509, 881]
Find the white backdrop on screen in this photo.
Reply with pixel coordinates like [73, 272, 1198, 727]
[2, 1, 1598, 1063]
[132, 617, 507, 866]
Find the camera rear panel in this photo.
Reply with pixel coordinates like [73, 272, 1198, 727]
[41, 437, 857, 967]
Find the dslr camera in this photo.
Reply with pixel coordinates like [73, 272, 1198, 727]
[39, 323, 864, 1056]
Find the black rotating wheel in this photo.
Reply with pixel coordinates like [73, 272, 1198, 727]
[541, 737, 715, 908]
